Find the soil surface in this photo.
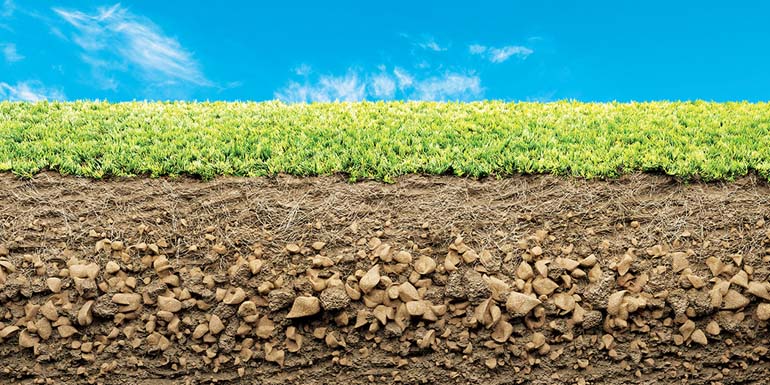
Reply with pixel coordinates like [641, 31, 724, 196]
[1, 172, 770, 385]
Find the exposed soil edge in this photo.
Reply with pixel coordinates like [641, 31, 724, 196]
[0, 172, 769, 385]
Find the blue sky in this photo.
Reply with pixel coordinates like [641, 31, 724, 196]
[1, 1, 769, 102]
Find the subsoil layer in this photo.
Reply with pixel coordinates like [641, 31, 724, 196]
[1, 173, 770, 384]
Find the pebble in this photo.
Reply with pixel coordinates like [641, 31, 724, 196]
[506, 291, 541, 317]
[287, 296, 321, 318]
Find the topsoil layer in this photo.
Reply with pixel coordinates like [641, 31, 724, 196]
[1, 173, 770, 385]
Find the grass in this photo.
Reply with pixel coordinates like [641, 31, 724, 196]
[1, 100, 769, 181]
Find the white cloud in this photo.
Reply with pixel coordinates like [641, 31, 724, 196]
[1, 42, 22, 62]
[402, 33, 448, 52]
[275, 66, 483, 102]
[53, 3, 210, 87]
[275, 71, 366, 103]
[418, 36, 446, 52]
[469, 44, 486, 55]
[0, 80, 65, 101]
[413, 73, 482, 101]
[393, 67, 414, 89]
[470, 44, 533, 63]
[370, 73, 396, 99]
[488, 46, 533, 63]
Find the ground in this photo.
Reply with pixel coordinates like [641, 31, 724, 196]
[1, 172, 769, 384]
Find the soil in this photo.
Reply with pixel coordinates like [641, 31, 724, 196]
[1, 172, 770, 384]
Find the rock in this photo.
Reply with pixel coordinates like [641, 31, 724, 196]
[311, 242, 326, 251]
[691, 329, 708, 345]
[223, 287, 247, 305]
[18, 330, 38, 349]
[158, 296, 182, 312]
[40, 300, 58, 321]
[579, 255, 597, 267]
[35, 318, 52, 340]
[417, 329, 436, 349]
[112, 293, 141, 305]
[406, 301, 428, 316]
[264, 343, 285, 366]
[506, 292, 541, 317]
[286, 244, 301, 254]
[606, 290, 627, 316]
[516, 261, 534, 281]
[486, 276, 511, 302]
[705, 320, 721, 335]
[679, 320, 696, 340]
[706, 257, 728, 277]
[209, 315, 225, 334]
[192, 324, 209, 339]
[394, 251, 413, 264]
[0, 325, 19, 338]
[311, 256, 334, 268]
[722, 289, 750, 310]
[554, 257, 580, 271]
[414, 256, 436, 275]
[359, 265, 381, 294]
[671, 252, 689, 273]
[105, 261, 121, 274]
[601, 334, 614, 350]
[286, 326, 303, 352]
[319, 287, 350, 311]
[46, 278, 62, 293]
[287, 296, 321, 318]
[77, 300, 94, 326]
[485, 357, 498, 369]
[731, 271, 749, 288]
[747, 282, 770, 301]
[532, 277, 559, 296]
[757, 303, 770, 321]
[553, 293, 576, 312]
[373, 305, 393, 325]
[238, 301, 259, 322]
[69, 263, 100, 279]
[57, 325, 78, 338]
[112, 293, 142, 312]
[256, 316, 275, 338]
[398, 282, 420, 302]
[491, 320, 513, 343]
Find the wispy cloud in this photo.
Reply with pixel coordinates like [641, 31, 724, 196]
[1, 0, 14, 18]
[393, 67, 414, 89]
[53, 3, 210, 88]
[469, 44, 533, 63]
[370, 72, 396, 99]
[275, 66, 482, 102]
[275, 71, 366, 103]
[402, 33, 448, 52]
[0, 80, 65, 101]
[413, 73, 482, 100]
[417, 36, 446, 52]
[1, 42, 22, 62]
[293, 63, 312, 76]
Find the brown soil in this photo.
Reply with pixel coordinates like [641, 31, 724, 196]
[1, 172, 770, 385]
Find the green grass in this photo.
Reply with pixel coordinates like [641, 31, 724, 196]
[1, 100, 770, 182]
